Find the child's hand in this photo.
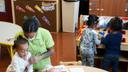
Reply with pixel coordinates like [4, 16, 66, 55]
[99, 31, 105, 38]
[29, 57, 34, 64]
[29, 56, 42, 64]
[29, 57, 38, 64]
[47, 68, 56, 72]
[98, 31, 105, 39]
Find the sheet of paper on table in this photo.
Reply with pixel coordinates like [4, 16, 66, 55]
[68, 67, 84, 72]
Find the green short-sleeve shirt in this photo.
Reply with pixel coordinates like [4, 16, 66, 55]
[28, 28, 54, 69]
[17, 27, 54, 69]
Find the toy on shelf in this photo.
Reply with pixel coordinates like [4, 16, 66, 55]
[34, 5, 44, 13]
[25, 5, 35, 13]
[42, 2, 55, 11]
[122, 30, 128, 43]
[16, 5, 26, 13]
[76, 23, 87, 40]
[42, 16, 51, 26]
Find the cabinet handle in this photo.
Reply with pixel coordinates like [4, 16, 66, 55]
[89, 3, 92, 6]
[101, 9, 104, 11]
[89, 9, 92, 11]
[125, 9, 128, 12]
[96, 8, 100, 11]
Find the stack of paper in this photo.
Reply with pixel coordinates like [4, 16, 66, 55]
[68, 68, 84, 72]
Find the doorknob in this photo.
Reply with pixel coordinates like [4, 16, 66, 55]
[101, 9, 104, 11]
[96, 8, 100, 11]
[89, 3, 92, 6]
[89, 8, 92, 11]
[125, 9, 128, 12]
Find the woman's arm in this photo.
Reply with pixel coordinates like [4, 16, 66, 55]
[40, 48, 54, 59]
[30, 48, 54, 64]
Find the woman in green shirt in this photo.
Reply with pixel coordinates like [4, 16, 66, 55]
[22, 16, 55, 71]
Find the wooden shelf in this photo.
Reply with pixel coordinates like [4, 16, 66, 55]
[77, 54, 128, 62]
[96, 44, 128, 51]
[77, 41, 128, 51]
[95, 55, 128, 63]
[35, 0, 56, 2]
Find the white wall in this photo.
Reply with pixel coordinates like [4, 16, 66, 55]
[62, 0, 79, 32]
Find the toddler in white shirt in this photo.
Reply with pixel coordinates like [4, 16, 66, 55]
[6, 36, 33, 72]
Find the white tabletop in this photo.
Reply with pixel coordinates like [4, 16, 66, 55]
[0, 22, 22, 45]
[49, 65, 108, 72]
[66, 66, 108, 72]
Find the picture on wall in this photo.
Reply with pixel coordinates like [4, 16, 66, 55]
[0, 0, 6, 12]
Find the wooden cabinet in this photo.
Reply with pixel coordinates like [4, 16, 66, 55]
[100, 0, 116, 16]
[89, 0, 126, 16]
[115, 0, 126, 16]
[89, 0, 100, 15]
[125, 0, 128, 16]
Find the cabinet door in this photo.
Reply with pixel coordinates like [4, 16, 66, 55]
[100, 0, 116, 16]
[100, 0, 126, 16]
[89, 0, 126, 16]
[116, 0, 126, 16]
[89, 0, 100, 15]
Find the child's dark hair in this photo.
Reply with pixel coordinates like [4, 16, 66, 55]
[23, 16, 39, 33]
[109, 17, 122, 31]
[13, 36, 28, 49]
[87, 14, 99, 27]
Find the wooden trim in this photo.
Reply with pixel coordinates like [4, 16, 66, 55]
[0, 0, 12, 22]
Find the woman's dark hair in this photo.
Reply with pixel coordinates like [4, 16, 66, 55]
[13, 36, 28, 49]
[87, 14, 99, 26]
[109, 17, 122, 31]
[23, 16, 40, 32]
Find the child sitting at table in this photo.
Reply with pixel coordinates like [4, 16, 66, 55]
[101, 17, 123, 72]
[6, 36, 33, 72]
[80, 14, 101, 66]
